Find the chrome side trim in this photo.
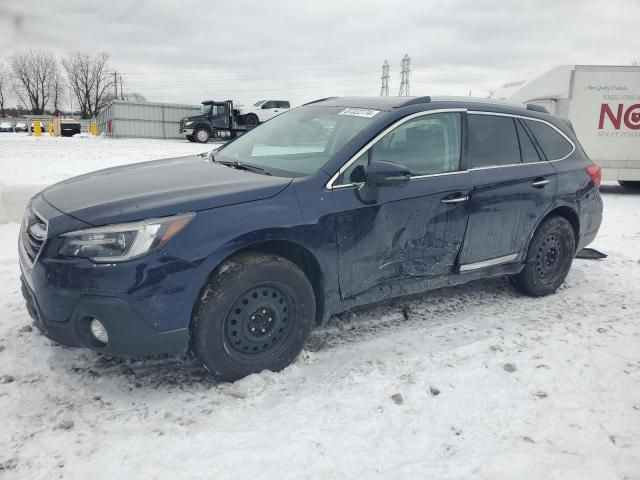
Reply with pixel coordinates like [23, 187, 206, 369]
[467, 111, 576, 161]
[459, 253, 518, 272]
[325, 108, 467, 189]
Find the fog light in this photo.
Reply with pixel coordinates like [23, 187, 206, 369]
[89, 318, 109, 344]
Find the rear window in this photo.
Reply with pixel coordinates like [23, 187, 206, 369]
[468, 114, 520, 168]
[516, 120, 542, 163]
[524, 120, 573, 160]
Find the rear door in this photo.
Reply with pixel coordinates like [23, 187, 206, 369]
[458, 112, 557, 270]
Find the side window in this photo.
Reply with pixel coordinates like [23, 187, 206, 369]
[262, 101, 276, 109]
[524, 120, 573, 160]
[337, 151, 368, 185]
[468, 114, 520, 168]
[371, 112, 462, 176]
[278, 101, 290, 109]
[516, 120, 541, 163]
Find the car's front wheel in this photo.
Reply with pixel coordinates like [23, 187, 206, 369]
[511, 216, 576, 297]
[191, 253, 316, 382]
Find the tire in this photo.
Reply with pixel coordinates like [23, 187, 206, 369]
[245, 113, 259, 126]
[619, 181, 640, 188]
[194, 127, 210, 143]
[511, 216, 576, 297]
[191, 253, 316, 382]
[186, 135, 195, 142]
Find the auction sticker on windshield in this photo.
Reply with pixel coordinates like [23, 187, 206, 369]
[338, 108, 380, 118]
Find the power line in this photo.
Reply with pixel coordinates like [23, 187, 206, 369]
[380, 60, 390, 96]
[399, 54, 411, 96]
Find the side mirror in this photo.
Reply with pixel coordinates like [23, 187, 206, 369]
[359, 160, 411, 187]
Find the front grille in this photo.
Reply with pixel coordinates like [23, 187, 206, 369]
[20, 208, 47, 265]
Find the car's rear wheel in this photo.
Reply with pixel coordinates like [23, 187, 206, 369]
[194, 127, 210, 143]
[511, 216, 576, 297]
[619, 180, 640, 188]
[245, 113, 259, 126]
[191, 253, 315, 382]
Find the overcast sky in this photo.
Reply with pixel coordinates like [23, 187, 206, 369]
[1, 0, 638, 108]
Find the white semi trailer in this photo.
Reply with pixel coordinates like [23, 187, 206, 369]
[495, 65, 640, 187]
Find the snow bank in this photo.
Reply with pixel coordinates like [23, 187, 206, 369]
[0, 183, 47, 224]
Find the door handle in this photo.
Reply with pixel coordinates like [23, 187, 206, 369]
[441, 195, 469, 205]
[531, 178, 550, 188]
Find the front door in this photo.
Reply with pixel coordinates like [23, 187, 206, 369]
[333, 111, 472, 299]
[458, 113, 557, 269]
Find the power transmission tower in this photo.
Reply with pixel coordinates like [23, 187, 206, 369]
[398, 54, 411, 96]
[380, 60, 390, 96]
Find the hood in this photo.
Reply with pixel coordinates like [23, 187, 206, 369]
[236, 106, 255, 114]
[42, 155, 293, 226]
[181, 113, 208, 124]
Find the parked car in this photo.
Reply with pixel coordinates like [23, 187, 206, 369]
[14, 122, 28, 133]
[236, 99, 290, 126]
[59, 118, 81, 137]
[0, 121, 14, 132]
[19, 96, 603, 381]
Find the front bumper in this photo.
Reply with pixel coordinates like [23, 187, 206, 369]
[19, 233, 199, 357]
[180, 127, 194, 136]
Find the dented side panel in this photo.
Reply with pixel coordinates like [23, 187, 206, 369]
[334, 172, 472, 299]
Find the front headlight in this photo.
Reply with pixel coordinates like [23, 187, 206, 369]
[59, 213, 195, 262]
[184, 121, 193, 126]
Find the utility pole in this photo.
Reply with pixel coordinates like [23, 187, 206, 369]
[119, 74, 124, 100]
[380, 60, 390, 96]
[398, 54, 411, 96]
[113, 71, 118, 99]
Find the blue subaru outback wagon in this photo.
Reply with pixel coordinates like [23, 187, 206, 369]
[20, 96, 603, 381]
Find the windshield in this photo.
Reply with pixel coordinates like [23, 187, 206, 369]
[216, 106, 380, 177]
[253, 100, 266, 107]
[199, 104, 211, 115]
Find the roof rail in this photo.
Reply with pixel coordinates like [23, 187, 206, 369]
[526, 103, 549, 113]
[396, 96, 431, 108]
[303, 97, 338, 106]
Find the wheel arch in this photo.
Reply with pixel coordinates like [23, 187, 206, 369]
[192, 239, 326, 328]
[526, 205, 580, 256]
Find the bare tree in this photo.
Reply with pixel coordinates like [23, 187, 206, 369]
[51, 67, 64, 112]
[9, 49, 58, 114]
[62, 51, 113, 119]
[633, 58, 639, 66]
[0, 63, 8, 117]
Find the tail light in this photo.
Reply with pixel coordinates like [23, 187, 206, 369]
[586, 165, 601, 187]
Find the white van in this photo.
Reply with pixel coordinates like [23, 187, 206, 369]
[494, 65, 640, 186]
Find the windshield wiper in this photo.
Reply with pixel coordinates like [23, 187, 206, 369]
[216, 159, 271, 175]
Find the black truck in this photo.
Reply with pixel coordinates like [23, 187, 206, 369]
[179, 100, 252, 143]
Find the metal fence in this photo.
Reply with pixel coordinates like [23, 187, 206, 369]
[95, 100, 201, 139]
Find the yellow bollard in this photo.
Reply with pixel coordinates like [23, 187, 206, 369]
[49, 120, 55, 136]
[33, 121, 42, 137]
[90, 121, 98, 136]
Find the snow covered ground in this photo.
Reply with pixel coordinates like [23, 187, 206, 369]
[0, 134, 212, 185]
[0, 135, 639, 479]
